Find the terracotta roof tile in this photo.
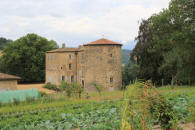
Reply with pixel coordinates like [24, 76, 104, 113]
[85, 38, 122, 46]
[0, 73, 21, 81]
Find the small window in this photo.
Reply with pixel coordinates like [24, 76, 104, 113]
[110, 77, 113, 83]
[69, 64, 72, 70]
[61, 66, 63, 70]
[69, 54, 72, 59]
[82, 80, 84, 87]
[110, 54, 112, 57]
[71, 76, 74, 82]
[62, 76, 65, 81]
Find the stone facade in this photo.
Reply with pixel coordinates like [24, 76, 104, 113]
[46, 38, 122, 92]
[0, 80, 17, 91]
[0, 73, 21, 91]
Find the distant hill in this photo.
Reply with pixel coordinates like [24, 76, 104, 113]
[122, 49, 131, 64]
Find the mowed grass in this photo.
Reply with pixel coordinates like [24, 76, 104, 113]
[0, 85, 194, 114]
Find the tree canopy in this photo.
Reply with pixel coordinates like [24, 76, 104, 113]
[130, 0, 195, 85]
[0, 33, 58, 83]
[0, 37, 12, 50]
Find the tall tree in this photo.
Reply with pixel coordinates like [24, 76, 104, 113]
[131, 0, 195, 85]
[0, 33, 58, 82]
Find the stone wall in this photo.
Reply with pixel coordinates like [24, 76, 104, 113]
[45, 44, 122, 91]
[0, 80, 17, 91]
[46, 52, 79, 85]
[81, 45, 122, 91]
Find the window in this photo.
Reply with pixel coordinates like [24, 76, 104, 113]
[71, 76, 74, 82]
[110, 77, 113, 83]
[110, 54, 112, 57]
[69, 54, 72, 59]
[62, 76, 65, 81]
[82, 80, 84, 87]
[69, 64, 72, 70]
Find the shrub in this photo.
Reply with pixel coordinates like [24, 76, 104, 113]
[93, 83, 103, 96]
[43, 82, 60, 92]
[0, 101, 2, 108]
[149, 96, 178, 130]
[25, 97, 36, 104]
[59, 81, 69, 91]
[71, 82, 84, 99]
[59, 81, 72, 97]
[39, 91, 47, 97]
[13, 98, 20, 105]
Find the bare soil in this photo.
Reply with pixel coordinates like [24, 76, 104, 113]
[17, 83, 55, 94]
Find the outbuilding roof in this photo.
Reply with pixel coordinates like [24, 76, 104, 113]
[84, 38, 122, 46]
[0, 73, 21, 81]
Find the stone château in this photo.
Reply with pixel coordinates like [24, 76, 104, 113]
[46, 38, 122, 91]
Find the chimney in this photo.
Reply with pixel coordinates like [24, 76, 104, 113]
[62, 43, 66, 48]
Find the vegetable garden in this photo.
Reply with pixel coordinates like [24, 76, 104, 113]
[0, 83, 194, 130]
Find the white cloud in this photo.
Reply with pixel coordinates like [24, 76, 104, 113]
[0, 0, 170, 48]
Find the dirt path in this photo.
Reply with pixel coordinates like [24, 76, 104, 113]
[17, 83, 55, 94]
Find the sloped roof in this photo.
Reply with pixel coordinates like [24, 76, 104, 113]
[84, 38, 122, 46]
[47, 48, 81, 53]
[0, 73, 21, 81]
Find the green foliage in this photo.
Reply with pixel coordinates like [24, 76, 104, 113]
[131, 0, 195, 85]
[0, 101, 122, 129]
[0, 33, 58, 82]
[43, 82, 60, 92]
[0, 37, 12, 50]
[149, 95, 178, 129]
[93, 83, 103, 96]
[122, 63, 139, 86]
[59, 81, 84, 98]
[39, 91, 47, 97]
[60, 81, 72, 97]
[13, 98, 20, 105]
[0, 85, 194, 129]
[122, 49, 131, 64]
[0, 101, 2, 108]
[71, 82, 84, 98]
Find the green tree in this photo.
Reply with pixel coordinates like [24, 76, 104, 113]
[122, 62, 139, 86]
[131, 0, 195, 85]
[0, 37, 12, 50]
[0, 33, 58, 82]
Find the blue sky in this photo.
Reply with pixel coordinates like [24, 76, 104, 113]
[0, 0, 170, 49]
